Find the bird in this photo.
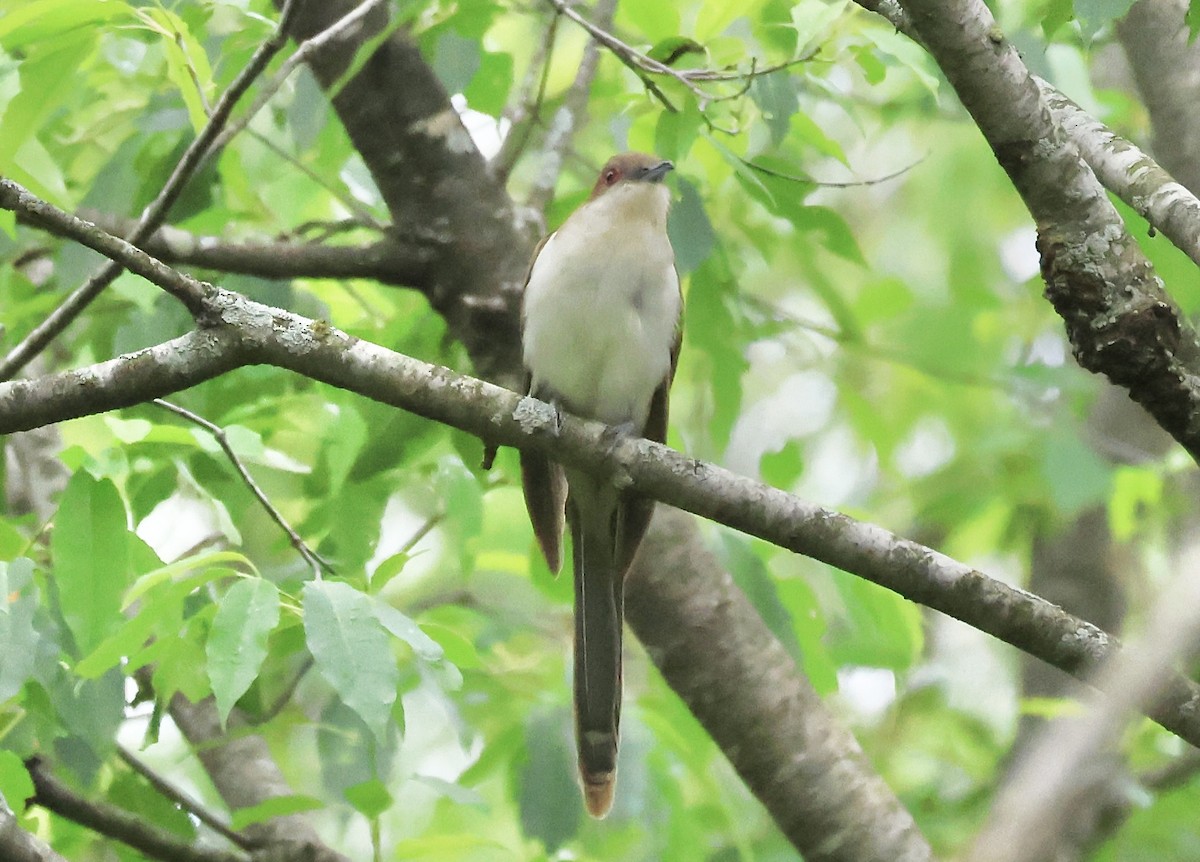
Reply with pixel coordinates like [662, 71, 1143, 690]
[519, 152, 682, 818]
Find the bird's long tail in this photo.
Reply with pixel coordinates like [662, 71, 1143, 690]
[568, 475, 624, 819]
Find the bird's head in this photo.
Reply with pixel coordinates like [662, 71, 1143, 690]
[588, 152, 674, 201]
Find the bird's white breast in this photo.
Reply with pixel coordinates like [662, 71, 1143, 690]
[522, 182, 679, 429]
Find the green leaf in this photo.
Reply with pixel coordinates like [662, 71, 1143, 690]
[372, 598, 445, 663]
[1108, 466, 1162, 542]
[668, 177, 715, 274]
[827, 570, 924, 670]
[124, 551, 254, 610]
[0, 0, 130, 48]
[321, 404, 368, 497]
[759, 439, 805, 487]
[463, 50, 513, 115]
[862, 27, 940, 96]
[393, 834, 513, 859]
[208, 578, 281, 725]
[752, 70, 799, 146]
[344, 777, 394, 819]
[0, 35, 90, 175]
[434, 455, 483, 541]
[303, 581, 399, 744]
[230, 794, 324, 830]
[432, 32, 480, 95]
[52, 473, 130, 656]
[1041, 431, 1112, 517]
[0, 749, 33, 809]
[647, 36, 706, 66]
[133, 7, 213, 132]
[1074, 0, 1138, 39]
[0, 558, 37, 701]
[418, 620, 481, 669]
[720, 535, 802, 663]
[369, 551, 411, 594]
[518, 710, 581, 850]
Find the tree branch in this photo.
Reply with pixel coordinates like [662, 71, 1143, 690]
[0, 802, 70, 862]
[116, 745, 253, 852]
[280, 0, 532, 385]
[1039, 82, 1200, 269]
[3, 188, 1200, 760]
[26, 757, 249, 862]
[151, 399, 332, 578]
[968, 558, 1200, 862]
[888, 0, 1200, 462]
[525, 0, 618, 214]
[164, 694, 350, 862]
[1117, 0, 1200, 193]
[0, 0, 300, 382]
[65, 210, 436, 287]
[627, 509, 933, 861]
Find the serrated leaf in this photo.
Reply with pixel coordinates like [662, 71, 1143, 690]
[208, 578, 280, 725]
[52, 473, 130, 656]
[304, 581, 399, 744]
[230, 794, 324, 830]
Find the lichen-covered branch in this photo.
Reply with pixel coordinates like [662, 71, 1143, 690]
[892, 0, 1200, 461]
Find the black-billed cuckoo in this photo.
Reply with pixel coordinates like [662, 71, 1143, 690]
[520, 152, 682, 818]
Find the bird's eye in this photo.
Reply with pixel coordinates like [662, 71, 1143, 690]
[604, 169, 618, 185]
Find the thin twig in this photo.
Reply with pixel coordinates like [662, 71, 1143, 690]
[526, 0, 619, 212]
[253, 656, 315, 725]
[152, 398, 333, 579]
[545, 0, 810, 106]
[0, 0, 301, 382]
[492, 12, 560, 182]
[116, 745, 256, 852]
[207, 0, 389, 156]
[743, 153, 925, 188]
[245, 128, 387, 231]
[398, 512, 444, 557]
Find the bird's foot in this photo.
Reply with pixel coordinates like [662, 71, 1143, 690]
[601, 421, 638, 490]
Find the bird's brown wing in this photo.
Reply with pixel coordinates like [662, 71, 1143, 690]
[616, 295, 682, 574]
[519, 236, 568, 574]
